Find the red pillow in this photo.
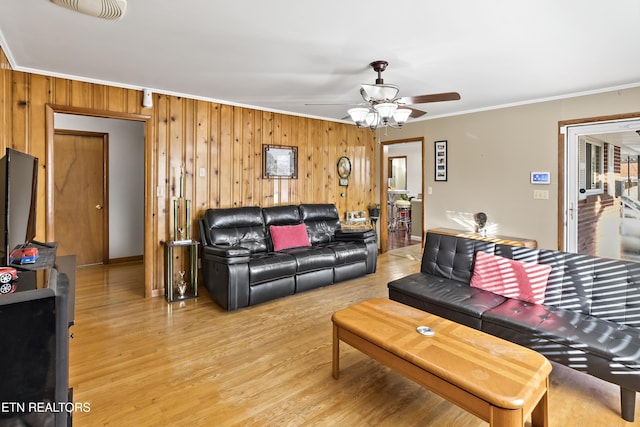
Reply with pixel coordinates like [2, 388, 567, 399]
[470, 251, 551, 304]
[270, 224, 311, 251]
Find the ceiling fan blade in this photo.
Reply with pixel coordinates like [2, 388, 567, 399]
[407, 107, 427, 118]
[399, 92, 461, 105]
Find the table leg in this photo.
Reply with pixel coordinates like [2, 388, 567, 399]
[489, 406, 522, 427]
[531, 378, 549, 427]
[165, 245, 174, 302]
[332, 324, 340, 379]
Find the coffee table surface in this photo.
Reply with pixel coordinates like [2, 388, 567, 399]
[332, 298, 552, 410]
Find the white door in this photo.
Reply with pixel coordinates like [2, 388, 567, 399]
[564, 119, 640, 255]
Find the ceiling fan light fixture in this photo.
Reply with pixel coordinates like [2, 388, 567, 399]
[50, 0, 127, 20]
[365, 112, 379, 130]
[348, 107, 370, 127]
[361, 84, 399, 103]
[374, 102, 398, 123]
[346, 60, 460, 131]
[393, 108, 412, 126]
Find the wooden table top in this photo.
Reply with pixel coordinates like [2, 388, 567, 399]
[332, 298, 552, 410]
[427, 228, 537, 248]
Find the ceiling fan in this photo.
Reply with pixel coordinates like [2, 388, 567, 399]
[347, 60, 461, 130]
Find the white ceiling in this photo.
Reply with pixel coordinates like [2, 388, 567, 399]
[1, 0, 640, 126]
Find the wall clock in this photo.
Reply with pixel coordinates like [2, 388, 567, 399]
[337, 156, 351, 186]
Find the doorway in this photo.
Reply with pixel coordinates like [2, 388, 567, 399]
[45, 105, 152, 296]
[562, 114, 640, 260]
[380, 138, 424, 252]
[53, 130, 108, 266]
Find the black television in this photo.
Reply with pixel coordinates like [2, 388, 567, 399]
[0, 148, 39, 266]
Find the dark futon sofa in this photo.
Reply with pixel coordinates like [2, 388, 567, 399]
[388, 231, 640, 422]
[200, 204, 377, 311]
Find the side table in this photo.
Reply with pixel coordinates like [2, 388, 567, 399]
[164, 240, 199, 302]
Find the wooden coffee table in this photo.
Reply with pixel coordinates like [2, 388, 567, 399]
[332, 298, 552, 427]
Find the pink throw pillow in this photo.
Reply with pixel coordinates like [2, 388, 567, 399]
[270, 224, 311, 251]
[470, 251, 551, 304]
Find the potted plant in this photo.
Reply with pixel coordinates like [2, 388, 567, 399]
[368, 203, 381, 218]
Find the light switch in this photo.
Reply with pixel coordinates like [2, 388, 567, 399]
[533, 190, 549, 200]
[199, 167, 206, 177]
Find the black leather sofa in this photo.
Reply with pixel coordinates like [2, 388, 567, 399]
[388, 231, 640, 422]
[199, 204, 377, 311]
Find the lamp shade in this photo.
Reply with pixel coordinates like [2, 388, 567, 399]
[348, 107, 370, 127]
[374, 103, 398, 123]
[365, 112, 379, 130]
[393, 108, 411, 125]
[361, 84, 399, 102]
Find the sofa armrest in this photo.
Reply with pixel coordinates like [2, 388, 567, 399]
[202, 245, 251, 264]
[201, 245, 251, 310]
[335, 229, 378, 274]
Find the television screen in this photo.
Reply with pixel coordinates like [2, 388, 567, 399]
[0, 148, 39, 266]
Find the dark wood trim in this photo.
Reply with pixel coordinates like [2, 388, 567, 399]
[557, 112, 640, 251]
[47, 104, 150, 122]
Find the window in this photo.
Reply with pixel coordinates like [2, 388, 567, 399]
[579, 137, 604, 198]
[586, 142, 603, 190]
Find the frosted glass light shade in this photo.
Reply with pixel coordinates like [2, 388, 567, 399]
[348, 107, 370, 126]
[374, 103, 398, 123]
[361, 84, 399, 102]
[393, 108, 412, 125]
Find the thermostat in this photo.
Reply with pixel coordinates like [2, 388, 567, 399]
[531, 172, 551, 184]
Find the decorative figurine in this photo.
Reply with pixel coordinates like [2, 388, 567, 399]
[474, 212, 488, 236]
[177, 270, 187, 297]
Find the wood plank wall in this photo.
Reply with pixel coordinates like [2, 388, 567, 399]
[0, 47, 377, 297]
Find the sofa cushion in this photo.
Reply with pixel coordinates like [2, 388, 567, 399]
[203, 206, 267, 254]
[270, 224, 311, 251]
[281, 246, 336, 273]
[322, 241, 368, 265]
[248, 252, 297, 285]
[482, 298, 640, 366]
[421, 232, 496, 283]
[262, 205, 303, 251]
[300, 204, 340, 244]
[470, 251, 551, 304]
[388, 272, 507, 328]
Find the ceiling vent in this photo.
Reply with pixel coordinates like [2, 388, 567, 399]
[50, 0, 127, 20]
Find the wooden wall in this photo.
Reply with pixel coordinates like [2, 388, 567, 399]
[0, 47, 377, 297]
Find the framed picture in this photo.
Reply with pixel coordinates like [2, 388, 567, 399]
[263, 145, 298, 179]
[434, 140, 447, 181]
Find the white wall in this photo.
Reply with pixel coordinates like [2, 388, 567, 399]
[387, 141, 422, 197]
[54, 114, 144, 259]
[381, 86, 640, 250]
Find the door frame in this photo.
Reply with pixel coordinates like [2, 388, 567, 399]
[558, 112, 640, 251]
[379, 137, 424, 253]
[53, 129, 109, 265]
[45, 104, 154, 296]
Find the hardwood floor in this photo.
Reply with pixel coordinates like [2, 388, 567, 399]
[387, 225, 419, 250]
[68, 250, 639, 426]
